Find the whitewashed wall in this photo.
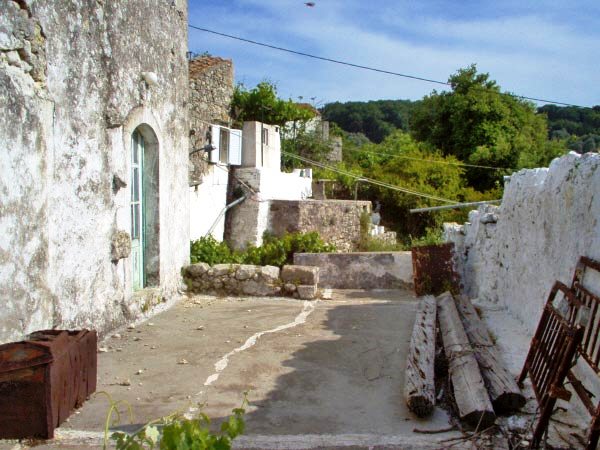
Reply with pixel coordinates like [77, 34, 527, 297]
[0, 0, 189, 343]
[446, 152, 600, 335]
[190, 164, 229, 241]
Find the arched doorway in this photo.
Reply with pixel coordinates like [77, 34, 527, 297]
[130, 125, 160, 290]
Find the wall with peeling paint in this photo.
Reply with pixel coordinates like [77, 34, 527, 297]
[0, 0, 189, 344]
[445, 152, 600, 335]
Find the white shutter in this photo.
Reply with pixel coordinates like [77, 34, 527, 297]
[228, 129, 242, 165]
[210, 125, 220, 163]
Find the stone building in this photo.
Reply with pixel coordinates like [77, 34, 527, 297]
[0, 0, 190, 344]
[188, 55, 242, 240]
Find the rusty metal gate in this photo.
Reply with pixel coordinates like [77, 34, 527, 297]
[564, 256, 600, 450]
[518, 282, 584, 449]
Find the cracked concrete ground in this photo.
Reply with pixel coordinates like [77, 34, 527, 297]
[2, 289, 466, 449]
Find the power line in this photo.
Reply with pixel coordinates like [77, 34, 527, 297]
[281, 150, 458, 204]
[188, 25, 587, 109]
[347, 147, 516, 171]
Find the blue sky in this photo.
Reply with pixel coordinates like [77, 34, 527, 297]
[188, 1, 600, 108]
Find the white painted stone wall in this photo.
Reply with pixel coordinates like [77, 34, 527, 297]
[190, 164, 229, 241]
[446, 152, 600, 335]
[0, 0, 189, 343]
[235, 168, 312, 201]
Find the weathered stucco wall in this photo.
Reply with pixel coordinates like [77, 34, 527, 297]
[294, 252, 413, 289]
[189, 164, 229, 241]
[446, 152, 600, 335]
[0, 0, 189, 343]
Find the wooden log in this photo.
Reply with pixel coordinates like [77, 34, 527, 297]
[404, 295, 437, 417]
[454, 295, 526, 414]
[437, 292, 496, 429]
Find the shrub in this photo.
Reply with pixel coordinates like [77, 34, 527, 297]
[190, 232, 335, 268]
[190, 236, 240, 265]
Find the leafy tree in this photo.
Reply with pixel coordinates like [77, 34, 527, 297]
[315, 130, 499, 240]
[321, 99, 419, 143]
[231, 82, 315, 126]
[410, 65, 555, 190]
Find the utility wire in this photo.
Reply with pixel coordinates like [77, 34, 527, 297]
[188, 25, 587, 109]
[281, 150, 458, 204]
[347, 147, 516, 171]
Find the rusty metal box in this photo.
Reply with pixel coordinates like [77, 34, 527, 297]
[412, 242, 460, 296]
[0, 329, 97, 439]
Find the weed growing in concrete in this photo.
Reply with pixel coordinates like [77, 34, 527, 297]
[101, 392, 247, 450]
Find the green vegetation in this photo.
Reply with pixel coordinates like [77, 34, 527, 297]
[410, 65, 555, 190]
[103, 392, 247, 450]
[321, 99, 418, 143]
[539, 104, 600, 153]
[231, 81, 315, 126]
[311, 129, 500, 241]
[190, 232, 336, 268]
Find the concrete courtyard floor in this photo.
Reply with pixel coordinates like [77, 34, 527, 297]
[4, 289, 470, 449]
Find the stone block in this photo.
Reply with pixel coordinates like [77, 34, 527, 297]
[297, 284, 318, 300]
[241, 280, 278, 296]
[235, 265, 256, 281]
[184, 263, 210, 278]
[110, 230, 131, 262]
[281, 265, 319, 285]
[258, 265, 280, 282]
[212, 264, 236, 277]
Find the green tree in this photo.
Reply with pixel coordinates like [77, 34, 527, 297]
[410, 65, 554, 190]
[231, 82, 315, 126]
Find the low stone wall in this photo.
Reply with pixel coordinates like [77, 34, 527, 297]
[294, 251, 413, 290]
[181, 263, 320, 299]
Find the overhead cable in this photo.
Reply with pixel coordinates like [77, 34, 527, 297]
[188, 25, 586, 109]
[281, 150, 458, 204]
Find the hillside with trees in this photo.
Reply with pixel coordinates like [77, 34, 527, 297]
[538, 104, 600, 153]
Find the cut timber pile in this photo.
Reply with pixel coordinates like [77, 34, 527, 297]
[437, 292, 496, 429]
[404, 295, 436, 417]
[454, 295, 525, 414]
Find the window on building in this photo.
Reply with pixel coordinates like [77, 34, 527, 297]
[262, 128, 269, 146]
[219, 128, 229, 163]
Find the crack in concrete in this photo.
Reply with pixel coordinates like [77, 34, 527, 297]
[203, 300, 317, 387]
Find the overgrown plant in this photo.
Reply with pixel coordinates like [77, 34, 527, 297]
[103, 392, 247, 450]
[410, 227, 444, 247]
[190, 232, 335, 268]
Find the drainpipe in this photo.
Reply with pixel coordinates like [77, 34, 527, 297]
[206, 195, 247, 237]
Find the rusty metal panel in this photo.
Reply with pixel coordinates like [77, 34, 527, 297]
[411, 242, 460, 296]
[518, 294, 583, 449]
[0, 329, 97, 439]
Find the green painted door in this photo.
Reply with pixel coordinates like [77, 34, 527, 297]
[131, 130, 144, 290]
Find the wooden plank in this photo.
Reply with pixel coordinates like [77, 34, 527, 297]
[404, 295, 437, 417]
[437, 292, 495, 429]
[454, 295, 525, 414]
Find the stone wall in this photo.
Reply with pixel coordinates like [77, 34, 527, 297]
[445, 152, 600, 335]
[182, 263, 320, 299]
[269, 200, 371, 252]
[294, 252, 413, 289]
[188, 56, 233, 186]
[0, 0, 189, 343]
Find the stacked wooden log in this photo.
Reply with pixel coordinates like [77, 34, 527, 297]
[404, 291, 525, 428]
